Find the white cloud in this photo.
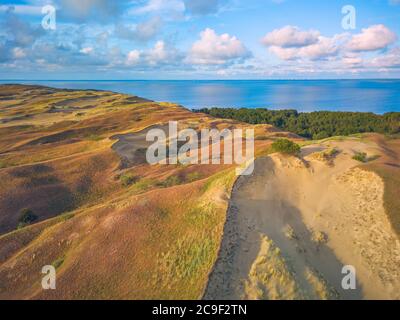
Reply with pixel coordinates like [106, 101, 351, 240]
[126, 50, 141, 65]
[135, 17, 163, 41]
[265, 28, 342, 61]
[80, 47, 93, 54]
[134, 0, 184, 14]
[147, 41, 181, 65]
[347, 24, 397, 52]
[262, 26, 320, 48]
[188, 28, 250, 65]
[342, 53, 363, 66]
[116, 17, 163, 42]
[12, 47, 27, 59]
[369, 47, 400, 68]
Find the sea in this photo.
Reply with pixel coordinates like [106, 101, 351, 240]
[1, 79, 399, 114]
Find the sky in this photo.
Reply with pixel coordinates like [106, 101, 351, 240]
[0, 0, 399, 79]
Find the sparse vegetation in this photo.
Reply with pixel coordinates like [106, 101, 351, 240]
[325, 148, 339, 157]
[311, 231, 328, 244]
[352, 152, 368, 163]
[120, 173, 139, 187]
[159, 175, 182, 188]
[86, 134, 102, 141]
[311, 148, 340, 166]
[17, 208, 38, 229]
[1, 85, 399, 300]
[52, 256, 65, 269]
[272, 139, 301, 155]
[186, 172, 202, 183]
[284, 225, 297, 240]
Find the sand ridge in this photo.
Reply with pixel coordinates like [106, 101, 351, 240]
[204, 139, 400, 300]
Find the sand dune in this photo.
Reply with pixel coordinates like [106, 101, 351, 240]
[204, 139, 400, 300]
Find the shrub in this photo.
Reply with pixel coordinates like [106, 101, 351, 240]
[311, 231, 328, 244]
[186, 172, 202, 183]
[352, 152, 367, 163]
[52, 256, 65, 269]
[325, 148, 339, 157]
[160, 175, 181, 188]
[271, 139, 301, 155]
[18, 208, 38, 228]
[120, 174, 139, 187]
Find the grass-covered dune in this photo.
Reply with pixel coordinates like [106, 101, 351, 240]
[0, 84, 399, 300]
[0, 84, 280, 299]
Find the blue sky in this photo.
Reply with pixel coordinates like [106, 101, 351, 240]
[0, 0, 399, 79]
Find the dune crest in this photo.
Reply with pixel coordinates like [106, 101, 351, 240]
[204, 139, 400, 300]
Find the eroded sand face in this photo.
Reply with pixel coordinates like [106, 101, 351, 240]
[204, 139, 400, 300]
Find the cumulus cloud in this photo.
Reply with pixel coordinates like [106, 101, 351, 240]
[146, 40, 182, 65]
[263, 26, 342, 61]
[369, 47, 400, 68]
[342, 53, 363, 66]
[262, 26, 320, 48]
[263, 24, 398, 63]
[188, 28, 250, 65]
[347, 24, 397, 52]
[126, 50, 141, 65]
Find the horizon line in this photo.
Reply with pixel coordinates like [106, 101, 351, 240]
[1, 78, 400, 82]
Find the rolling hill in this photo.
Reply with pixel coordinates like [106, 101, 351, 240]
[0, 84, 399, 300]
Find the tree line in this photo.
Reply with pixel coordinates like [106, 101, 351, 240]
[195, 108, 400, 139]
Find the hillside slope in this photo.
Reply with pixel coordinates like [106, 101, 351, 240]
[0, 85, 398, 300]
[0, 85, 280, 299]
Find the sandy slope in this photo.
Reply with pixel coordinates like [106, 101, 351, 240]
[204, 139, 400, 300]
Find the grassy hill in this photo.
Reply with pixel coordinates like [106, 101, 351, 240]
[0, 85, 286, 299]
[0, 85, 399, 299]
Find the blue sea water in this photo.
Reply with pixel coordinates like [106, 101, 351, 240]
[1, 80, 399, 114]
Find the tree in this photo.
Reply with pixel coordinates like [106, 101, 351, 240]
[271, 139, 301, 155]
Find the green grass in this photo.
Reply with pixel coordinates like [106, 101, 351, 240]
[353, 152, 368, 162]
[132, 178, 156, 193]
[52, 256, 65, 269]
[158, 175, 182, 188]
[352, 152, 367, 163]
[86, 134, 103, 141]
[186, 172, 202, 183]
[120, 174, 139, 187]
[158, 234, 216, 280]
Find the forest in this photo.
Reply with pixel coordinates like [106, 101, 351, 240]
[195, 108, 400, 139]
